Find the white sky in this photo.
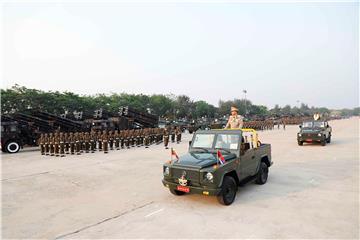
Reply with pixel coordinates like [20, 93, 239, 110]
[2, 1, 359, 109]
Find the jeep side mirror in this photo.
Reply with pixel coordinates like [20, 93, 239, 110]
[189, 141, 192, 146]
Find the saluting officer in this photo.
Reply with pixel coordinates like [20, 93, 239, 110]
[225, 107, 244, 129]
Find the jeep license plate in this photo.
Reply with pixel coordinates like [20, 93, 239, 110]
[177, 185, 190, 193]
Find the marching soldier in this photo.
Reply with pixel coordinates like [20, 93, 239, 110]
[69, 132, 75, 155]
[108, 131, 114, 150]
[114, 130, 120, 150]
[176, 127, 182, 144]
[124, 130, 130, 149]
[164, 127, 169, 149]
[84, 132, 90, 153]
[120, 130, 125, 149]
[170, 127, 176, 143]
[102, 130, 109, 153]
[59, 132, 65, 157]
[64, 132, 70, 154]
[90, 131, 96, 153]
[44, 133, 50, 155]
[79, 132, 85, 153]
[39, 133, 45, 155]
[54, 132, 60, 157]
[144, 128, 150, 148]
[49, 133, 55, 156]
[75, 132, 81, 155]
[97, 131, 103, 151]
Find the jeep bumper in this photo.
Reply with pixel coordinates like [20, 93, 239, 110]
[162, 179, 221, 196]
[298, 136, 323, 142]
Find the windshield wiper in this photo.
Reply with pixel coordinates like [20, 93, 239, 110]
[192, 147, 210, 153]
[216, 148, 231, 154]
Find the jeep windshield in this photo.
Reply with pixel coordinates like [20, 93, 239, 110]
[302, 121, 325, 128]
[313, 122, 325, 128]
[191, 133, 240, 152]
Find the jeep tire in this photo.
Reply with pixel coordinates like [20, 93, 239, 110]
[255, 162, 269, 185]
[5, 141, 20, 154]
[217, 176, 237, 205]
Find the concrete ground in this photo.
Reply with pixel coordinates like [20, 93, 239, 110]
[1, 118, 359, 239]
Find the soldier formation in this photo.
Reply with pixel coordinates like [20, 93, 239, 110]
[38, 127, 182, 156]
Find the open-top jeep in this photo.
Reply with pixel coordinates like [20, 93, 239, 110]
[162, 129, 272, 205]
[297, 120, 332, 146]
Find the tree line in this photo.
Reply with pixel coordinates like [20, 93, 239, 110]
[1, 85, 358, 119]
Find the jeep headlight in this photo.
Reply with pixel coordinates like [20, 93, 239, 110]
[164, 167, 170, 176]
[318, 133, 322, 137]
[205, 172, 214, 182]
[298, 133, 302, 137]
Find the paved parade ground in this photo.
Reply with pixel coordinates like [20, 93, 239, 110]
[1, 118, 359, 239]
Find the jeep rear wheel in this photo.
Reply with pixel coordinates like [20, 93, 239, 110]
[321, 138, 326, 146]
[5, 141, 20, 154]
[170, 188, 186, 196]
[255, 162, 268, 185]
[327, 135, 331, 143]
[217, 176, 237, 205]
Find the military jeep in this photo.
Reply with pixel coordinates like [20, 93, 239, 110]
[162, 129, 272, 205]
[297, 120, 332, 146]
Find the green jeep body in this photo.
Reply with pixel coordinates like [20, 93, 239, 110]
[162, 129, 272, 205]
[297, 120, 332, 146]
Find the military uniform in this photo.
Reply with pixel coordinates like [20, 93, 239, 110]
[64, 132, 70, 154]
[170, 127, 175, 143]
[225, 115, 244, 129]
[97, 131, 103, 151]
[54, 132, 60, 157]
[69, 132, 75, 155]
[176, 127, 182, 143]
[84, 132, 90, 153]
[44, 133, 50, 155]
[90, 131, 96, 153]
[114, 130, 120, 150]
[108, 131, 114, 150]
[102, 130, 109, 153]
[75, 132, 81, 155]
[59, 132, 65, 157]
[164, 128, 169, 149]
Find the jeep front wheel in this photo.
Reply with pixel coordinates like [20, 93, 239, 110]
[298, 141, 303, 146]
[255, 162, 269, 185]
[170, 188, 186, 196]
[217, 176, 237, 205]
[5, 141, 20, 154]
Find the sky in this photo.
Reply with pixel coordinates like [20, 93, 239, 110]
[1, 1, 359, 109]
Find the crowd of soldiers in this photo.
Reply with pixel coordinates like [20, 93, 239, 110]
[243, 120, 275, 130]
[38, 127, 182, 157]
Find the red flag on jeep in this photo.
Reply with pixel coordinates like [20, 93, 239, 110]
[217, 150, 225, 165]
[171, 148, 179, 161]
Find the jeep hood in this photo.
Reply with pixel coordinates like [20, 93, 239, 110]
[172, 152, 236, 169]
